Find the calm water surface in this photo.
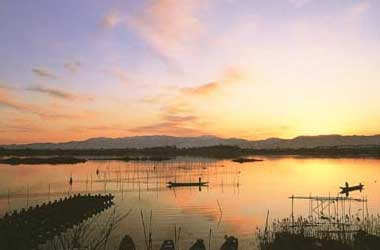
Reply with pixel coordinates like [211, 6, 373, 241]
[1, 156, 379, 249]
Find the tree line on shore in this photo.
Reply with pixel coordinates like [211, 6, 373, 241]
[1, 145, 380, 159]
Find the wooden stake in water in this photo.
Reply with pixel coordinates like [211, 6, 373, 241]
[48, 184, 51, 202]
[26, 184, 29, 207]
[121, 182, 124, 200]
[90, 174, 93, 192]
[139, 181, 141, 200]
[264, 210, 270, 240]
[141, 210, 148, 250]
[291, 194, 294, 226]
[7, 188, 10, 212]
[86, 175, 88, 193]
[208, 228, 212, 250]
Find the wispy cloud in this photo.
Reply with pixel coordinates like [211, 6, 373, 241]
[0, 119, 40, 134]
[64, 61, 81, 73]
[129, 121, 203, 136]
[346, 1, 370, 23]
[101, 11, 122, 28]
[26, 85, 93, 101]
[133, 66, 248, 137]
[289, 0, 312, 8]
[0, 87, 32, 112]
[181, 81, 220, 96]
[1, 86, 93, 120]
[109, 67, 130, 84]
[32, 68, 59, 79]
[131, 97, 206, 136]
[127, 0, 206, 61]
[181, 67, 245, 96]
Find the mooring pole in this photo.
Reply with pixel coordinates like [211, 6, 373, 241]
[26, 184, 29, 207]
[121, 182, 124, 200]
[291, 194, 294, 227]
[7, 188, 10, 212]
[90, 173, 93, 192]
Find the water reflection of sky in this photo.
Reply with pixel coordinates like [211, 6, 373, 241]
[1, 156, 379, 249]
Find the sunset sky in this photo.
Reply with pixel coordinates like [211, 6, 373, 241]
[1, 0, 379, 144]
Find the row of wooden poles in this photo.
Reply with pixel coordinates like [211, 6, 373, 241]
[0, 193, 114, 249]
[2, 161, 242, 214]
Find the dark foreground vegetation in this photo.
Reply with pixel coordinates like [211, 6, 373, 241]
[0, 193, 115, 250]
[1, 145, 380, 161]
[257, 215, 380, 250]
[0, 157, 87, 165]
[260, 231, 380, 250]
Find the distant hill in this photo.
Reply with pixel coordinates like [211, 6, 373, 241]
[2, 134, 380, 150]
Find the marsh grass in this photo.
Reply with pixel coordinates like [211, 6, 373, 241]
[40, 208, 132, 250]
[256, 214, 380, 250]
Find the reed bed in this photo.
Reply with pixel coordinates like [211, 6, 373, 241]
[256, 214, 380, 250]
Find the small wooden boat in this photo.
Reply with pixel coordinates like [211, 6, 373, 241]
[232, 158, 263, 163]
[339, 182, 364, 197]
[119, 234, 136, 250]
[189, 239, 206, 250]
[220, 235, 238, 250]
[160, 240, 175, 250]
[167, 181, 208, 188]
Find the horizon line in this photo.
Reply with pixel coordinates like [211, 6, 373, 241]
[2, 133, 380, 146]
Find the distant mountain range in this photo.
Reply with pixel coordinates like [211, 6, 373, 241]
[2, 134, 380, 150]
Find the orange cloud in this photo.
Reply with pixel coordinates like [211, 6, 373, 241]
[181, 67, 246, 96]
[133, 67, 248, 137]
[1, 86, 94, 121]
[129, 122, 203, 136]
[181, 81, 220, 96]
[0, 87, 33, 112]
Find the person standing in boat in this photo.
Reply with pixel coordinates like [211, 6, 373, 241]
[199, 177, 201, 183]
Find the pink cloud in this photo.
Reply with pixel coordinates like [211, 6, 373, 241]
[289, 0, 312, 8]
[346, 1, 370, 23]
[127, 0, 206, 61]
[101, 11, 123, 28]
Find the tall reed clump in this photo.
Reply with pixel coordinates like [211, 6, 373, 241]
[256, 214, 380, 250]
